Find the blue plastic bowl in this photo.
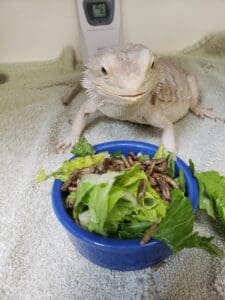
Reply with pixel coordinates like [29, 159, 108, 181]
[52, 140, 198, 271]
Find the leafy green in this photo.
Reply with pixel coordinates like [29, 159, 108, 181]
[167, 152, 176, 178]
[198, 180, 216, 219]
[114, 164, 147, 187]
[71, 137, 95, 156]
[175, 169, 186, 192]
[195, 171, 225, 225]
[153, 144, 175, 177]
[189, 158, 195, 174]
[74, 164, 167, 237]
[36, 169, 50, 183]
[133, 201, 166, 223]
[118, 221, 151, 239]
[189, 159, 225, 224]
[138, 154, 150, 162]
[153, 144, 170, 159]
[75, 171, 121, 235]
[110, 151, 123, 159]
[153, 189, 223, 256]
[36, 153, 106, 183]
[79, 210, 91, 227]
[106, 200, 136, 234]
[87, 182, 115, 235]
[108, 186, 127, 211]
[179, 233, 223, 256]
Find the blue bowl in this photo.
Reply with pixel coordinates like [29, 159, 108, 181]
[52, 140, 198, 271]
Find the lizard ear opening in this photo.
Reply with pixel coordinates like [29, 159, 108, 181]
[151, 61, 155, 69]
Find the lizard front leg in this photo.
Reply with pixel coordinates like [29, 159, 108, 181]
[56, 99, 97, 153]
[187, 74, 225, 122]
[144, 109, 177, 154]
[161, 122, 176, 154]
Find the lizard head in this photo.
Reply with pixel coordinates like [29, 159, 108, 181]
[81, 44, 160, 105]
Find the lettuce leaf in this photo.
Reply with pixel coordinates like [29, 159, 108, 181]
[153, 189, 223, 256]
[75, 171, 120, 235]
[114, 164, 147, 187]
[74, 164, 167, 237]
[175, 169, 186, 193]
[36, 153, 106, 183]
[197, 180, 216, 219]
[110, 151, 123, 159]
[178, 233, 222, 256]
[105, 200, 135, 234]
[138, 154, 150, 162]
[195, 171, 225, 225]
[118, 221, 151, 239]
[189, 159, 225, 226]
[153, 144, 175, 177]
[153, 144, 170, 159]
[86, 182, 115, 235]
[71, 137, 95, 156]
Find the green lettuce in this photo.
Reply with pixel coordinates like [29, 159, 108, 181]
[106, 200, 136, 234]
[195, 171, 225, 225]
[71, 137, 95, 156]
[110, 151, 123, 159]
[153, 189, 223, 256]
[75, 171, 119, 235]
[175, 169, 186, 192]
[36, 153, 106, 183]
[138, 154, 150, 162]
[189, 159, 225, 225]
[74, 164, 167, 236]
[197, 180, 216, 219]
[153, 144, 170, 160]
[118, 221, 151, 239]
[153, 144, 175, 177]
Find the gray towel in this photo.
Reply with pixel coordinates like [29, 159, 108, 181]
[0, 32, 225, 300]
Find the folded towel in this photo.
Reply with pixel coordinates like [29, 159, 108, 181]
[0, 32, 225, 300]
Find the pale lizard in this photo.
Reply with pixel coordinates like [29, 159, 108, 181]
[57, 43, 224, 153]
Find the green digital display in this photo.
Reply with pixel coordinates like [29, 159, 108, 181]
[92, 3, 107, 18]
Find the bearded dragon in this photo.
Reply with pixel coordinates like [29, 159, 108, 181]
[57, 43, 224, 153]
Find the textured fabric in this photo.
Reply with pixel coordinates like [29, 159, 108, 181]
[0, 32, 225, 300]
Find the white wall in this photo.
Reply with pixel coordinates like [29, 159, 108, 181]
[0, 0, 225, 63]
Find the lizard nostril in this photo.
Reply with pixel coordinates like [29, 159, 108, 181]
[101, 67, 107, 76]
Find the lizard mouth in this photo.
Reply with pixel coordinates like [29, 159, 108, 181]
[118, 92, 146, 98]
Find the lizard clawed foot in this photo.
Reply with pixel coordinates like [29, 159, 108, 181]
[56, 135, 78, 153]
[191, 105, 225, 123]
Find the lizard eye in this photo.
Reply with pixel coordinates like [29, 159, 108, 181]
[101, 67, 108, 76]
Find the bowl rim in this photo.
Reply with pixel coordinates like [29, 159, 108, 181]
[52, 140, 199, 251]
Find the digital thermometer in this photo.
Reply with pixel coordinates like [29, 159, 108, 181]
[76, 0, 122, 63]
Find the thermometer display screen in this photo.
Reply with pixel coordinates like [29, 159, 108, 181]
[84, 0, 114, 26]
[92, 3, 107, 18]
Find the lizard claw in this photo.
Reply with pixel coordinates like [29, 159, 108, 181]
[191, 105, 225, 123]
[56, 136, 78, 153]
